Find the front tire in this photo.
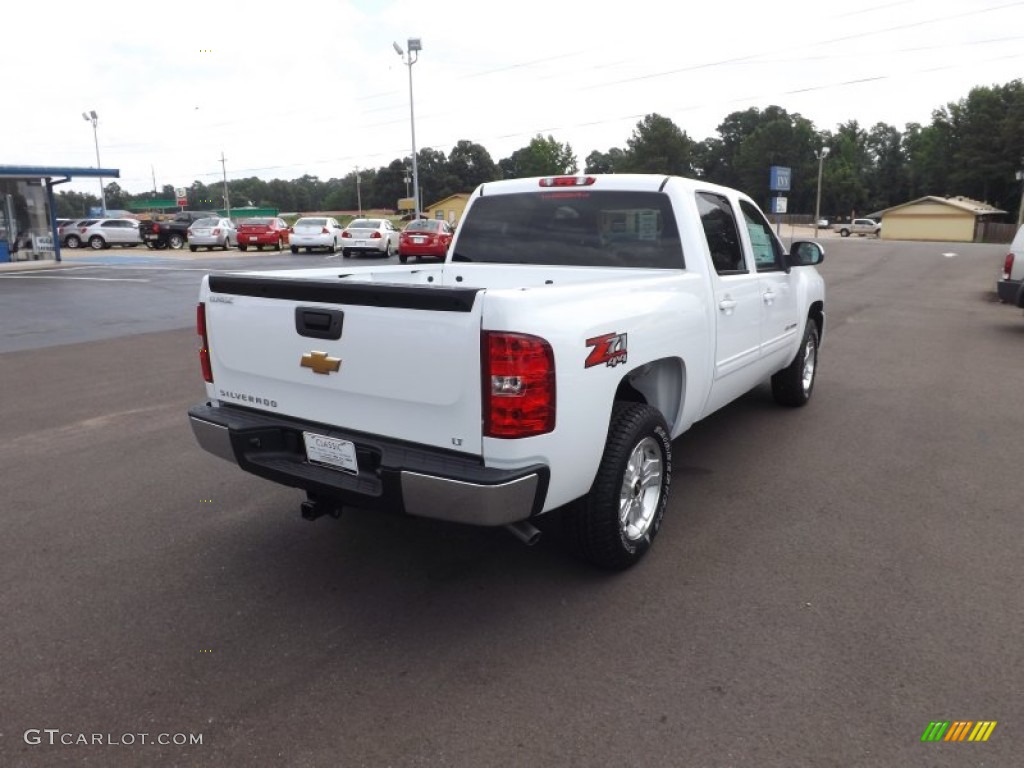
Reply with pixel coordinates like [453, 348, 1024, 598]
[565, 403, 672, 570]
[771, 321, 819, 407]
[89, 236, 105, 250]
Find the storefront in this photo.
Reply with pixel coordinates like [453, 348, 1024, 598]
[0, 165, 119, 263]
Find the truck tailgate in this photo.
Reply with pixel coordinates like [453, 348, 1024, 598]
[203, 274, 485, 454]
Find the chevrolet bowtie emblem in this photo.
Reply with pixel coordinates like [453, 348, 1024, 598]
[300, 351, 342, 375]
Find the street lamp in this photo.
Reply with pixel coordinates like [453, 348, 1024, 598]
[355, 167, 362, 216]
[814, 146, 831, 237]
[393, 37, 422, 219]
[82, 110, 107, 215]
[1015, 167, 1024, 228]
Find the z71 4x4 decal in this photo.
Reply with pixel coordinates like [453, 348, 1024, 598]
[585, 332, 628, 368]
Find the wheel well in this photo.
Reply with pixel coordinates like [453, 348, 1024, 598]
[614, 358, 685, 432]
[808, 300, 824, 338]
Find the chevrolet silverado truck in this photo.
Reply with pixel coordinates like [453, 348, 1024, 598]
[140, 210, 219, 250]
[832, 218, 880, 237]
[188, 174, 826, 569]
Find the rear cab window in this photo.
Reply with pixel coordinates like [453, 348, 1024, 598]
[452, 190, 683, 268]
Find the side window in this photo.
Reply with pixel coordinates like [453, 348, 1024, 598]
[696, 192, 745, 275]
[739, 200, 784, 271]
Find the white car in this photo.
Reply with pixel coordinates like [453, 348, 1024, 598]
[996, 224, 1024, 307]
[61, 219, 99, 248]
[340, 218, 400, 258]
[290, 217, 344, 254]
[77, 219, 142, 249]
[188, 218, 237, 251]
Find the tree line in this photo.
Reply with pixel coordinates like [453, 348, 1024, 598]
[57, 79, 1024, 222]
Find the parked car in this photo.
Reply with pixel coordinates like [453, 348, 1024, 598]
[77, 218, 142, 249]
[398, 218, 455, 263]
[187, 217, 237, 251]
[236, 217, 290, 251]
[832, 218, 881, 237]
[61, 219, 99, 248]
[340, 218, 399, 258]
[289, 216, 344, 254]
[996, 224, 1024, 307]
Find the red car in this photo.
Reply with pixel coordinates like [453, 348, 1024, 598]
[237, 217, 290, 251]
[398, 219, 454, 263]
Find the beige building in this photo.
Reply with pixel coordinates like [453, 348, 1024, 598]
[422, 193, 470, 225]
[878, 196, 1005, 242]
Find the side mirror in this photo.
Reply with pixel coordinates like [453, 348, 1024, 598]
[788, 240, 824, 267]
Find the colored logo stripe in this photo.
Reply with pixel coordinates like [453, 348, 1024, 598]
[969, 722, 997, 742]
[921, 721, 996, 742]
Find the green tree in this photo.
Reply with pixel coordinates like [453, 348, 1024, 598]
[499, 135, 578, 178]
[447, 140, 498, 192]
[620, 114, 695, 176]
[584, 147, 627, 174]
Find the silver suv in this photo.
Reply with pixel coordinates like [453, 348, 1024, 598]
[77, 219, 143, 250]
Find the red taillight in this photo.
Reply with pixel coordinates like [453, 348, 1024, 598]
[213, 228, 222, 235]
[1003, 252, 1014, 281]
[342, 231, 351, 238]
[539, 176, 596, 187]
[370, 231, 381, 239]
[197, 303, 213, 383]
[321, 227, 329, 234]
[153, 223, 161, 232]
[483, 332, 555, 438]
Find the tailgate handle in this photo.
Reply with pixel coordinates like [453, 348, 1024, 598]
[295, 307, 344, 340]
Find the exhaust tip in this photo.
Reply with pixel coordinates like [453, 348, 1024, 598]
[505, 520, 542, 546]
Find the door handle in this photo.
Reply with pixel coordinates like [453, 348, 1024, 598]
[718, 298, 737, 313]
[763, 289, 776, 305]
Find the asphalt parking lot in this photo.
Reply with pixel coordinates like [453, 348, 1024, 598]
[1, 238, 1021, 767]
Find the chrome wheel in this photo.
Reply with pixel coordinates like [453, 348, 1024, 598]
[619, 436, 663, 541]
[801, 335, 817, 394]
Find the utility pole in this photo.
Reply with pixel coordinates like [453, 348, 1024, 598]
[219, 152, 231, 218]
[151, 166, 157, 195]
[356, 166, 362, 216]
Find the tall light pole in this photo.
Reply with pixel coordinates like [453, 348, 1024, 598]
[814, 146, 830, 237]
[82, 110, 107, 214]
[1016, 167, 1024, 228]
[355, 166, 362, 216]
[219, 151, 231, 218]
[393, 38, 421, 219]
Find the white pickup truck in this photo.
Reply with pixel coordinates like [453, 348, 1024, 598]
[189, 174, 825, 569]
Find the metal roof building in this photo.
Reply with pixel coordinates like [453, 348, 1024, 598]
[0, 165, 120, 263]
[878, 195, 1006, 242]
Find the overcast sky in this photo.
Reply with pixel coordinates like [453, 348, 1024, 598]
[5, 0, 1023, 196]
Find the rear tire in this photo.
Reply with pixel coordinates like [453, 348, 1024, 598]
[291, 246, 299, 254]
[399, 254, 408, 264]
[564, 403, 672, 570]
[239, 245, 247, 252]
[342, 249, 351, 258]
[839, 229, 850, 237]
[189, 245, 198, 252]
[66, 235, 81, 249]
[771, 322, 819, 407]
[167, 233, 185, 250]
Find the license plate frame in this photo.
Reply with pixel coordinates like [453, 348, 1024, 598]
[303, 432, 358, 475]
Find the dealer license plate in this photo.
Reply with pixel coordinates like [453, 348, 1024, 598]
[413, 236, 425, 244]
[303, 432, 358, 474]
[249, 236, 259, 242]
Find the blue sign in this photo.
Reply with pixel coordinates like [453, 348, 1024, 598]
[88, 206, 104, 217]
[769, 166, 791, 192]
